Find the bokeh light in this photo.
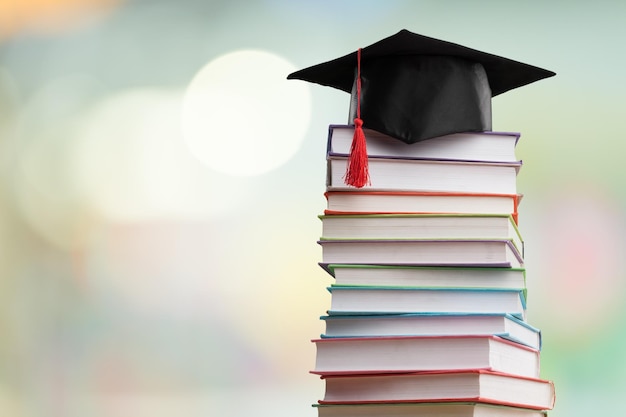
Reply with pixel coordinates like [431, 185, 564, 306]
[70, 87, 254, 222]
[181, 49, 311, 176]
[0, 0, 120, 39]
[526, 182, 626, 342]
[12, 73, 102, 250]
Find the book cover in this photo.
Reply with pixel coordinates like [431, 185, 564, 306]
[326, 155, 521, 194]
[324, 190, 521, 223]
[314, 401, 549, 417]
[319, 369, 555, 410]
[327, 124, 521, 163]
[326, 286, 527, 320]
[320, 312, 541, 349]
[312, 335, 541, 378]
[324, 264, 527, 291]
[319, 213, 523, 256]
[318, 239, 524, 269]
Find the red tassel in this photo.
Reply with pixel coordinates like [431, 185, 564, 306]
[343, 48, 370, 188]
[344, 118, 370, 187]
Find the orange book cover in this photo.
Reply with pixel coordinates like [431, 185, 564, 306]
[324, 191, 521, 224]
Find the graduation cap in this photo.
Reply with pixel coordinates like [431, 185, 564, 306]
[287, 29, 555, 187]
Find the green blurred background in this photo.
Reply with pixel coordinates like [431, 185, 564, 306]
[0, 1, 624, 415]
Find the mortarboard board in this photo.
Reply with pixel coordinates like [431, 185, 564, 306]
[287, 29, 555, 187]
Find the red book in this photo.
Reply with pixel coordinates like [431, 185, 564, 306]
[314, 402, 548, 417]
[324, 190, 521, 224]
[312, 335, 540, 379]
[319, 369, 555, 410]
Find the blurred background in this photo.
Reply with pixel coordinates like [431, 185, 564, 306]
[0, 0, 624, 416]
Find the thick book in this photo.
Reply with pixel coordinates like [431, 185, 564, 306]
[327, 124, 521, 163]
[325, 265, 527, 290]
[319, 369, 555, 410]
[313, 402, 547, 417]
[324, 191, 521, 224]
[312, 335, 540, 378]
[320, 312, 541, 350]
[326, 286, 526, 320]
[314, 402, 548, 417]
[318, 239, 524, 269]
[319, 213, 523, 256]
[326, 155, 521, 194]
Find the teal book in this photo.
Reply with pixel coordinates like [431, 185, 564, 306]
[326, 286, 527, 320]
[320, 312, 541, 350]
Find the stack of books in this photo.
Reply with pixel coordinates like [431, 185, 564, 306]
[312, 125, 555, 417]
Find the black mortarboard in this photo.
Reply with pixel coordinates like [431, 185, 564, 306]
[287, 29, 555, 187]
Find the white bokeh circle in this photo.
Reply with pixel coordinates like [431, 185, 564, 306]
[71, 88, 254, 222]
[181, 49, 311, 176]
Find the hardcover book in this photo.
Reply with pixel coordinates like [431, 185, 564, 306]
[324, 191, 521, 223]
[319, 213, 523, 255]
[326, 155, 521, 194]
[325, 265, 527, 290]
[319, 369, 555, 410]
[326, 286, 526, 320]
[319, 239, 524, 269]
[312, 335, 540, 378]
[314, 401, 548, 417]
[320, 312, 541, 349]
[327, 124, 520, 163]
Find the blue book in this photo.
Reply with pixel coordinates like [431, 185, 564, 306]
[320, 312, 541, 350]
[327, 286, 527, 320]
